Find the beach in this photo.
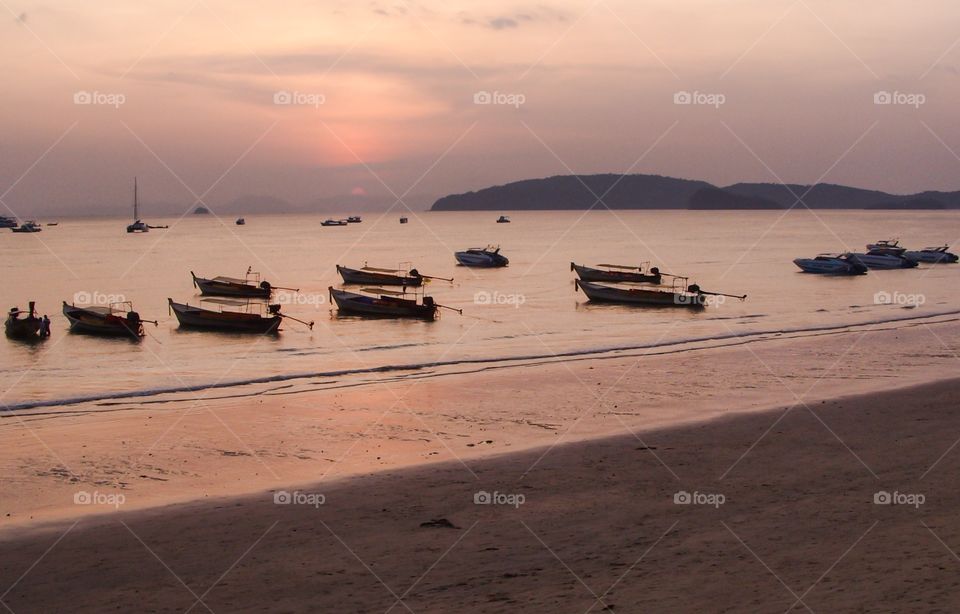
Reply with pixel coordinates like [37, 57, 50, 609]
[2, 317, 960, 611]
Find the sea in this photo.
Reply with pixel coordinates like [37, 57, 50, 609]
[1, 209, 957, 411]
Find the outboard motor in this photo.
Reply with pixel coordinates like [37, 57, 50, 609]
[268, 304, 282, 315]
[650, 267, 660, 276]
[127, 311, 143, 335]
[409, 268, 421, 278]
[260, 281, 272, 292]
[423, 296, 435, 307]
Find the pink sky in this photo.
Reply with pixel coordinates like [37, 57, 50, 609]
[3, 0, 960, 215]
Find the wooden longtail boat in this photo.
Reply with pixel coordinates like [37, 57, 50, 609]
[575, 280, 746, 309]
[191, 268, 297, 298]
[328, 287, 460, 319]
[168, 298, 283, 334]
[337, 265, 424, 287]
[62, 301, 156, 338]
[570, 262, 661, 284]
[5, 302, 50, 340]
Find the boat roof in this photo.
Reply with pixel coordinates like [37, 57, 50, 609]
[201, 297, 252, 306]
[211, 275, 254, 285]
[596, 262, 648, 270]
[361, 265, 403, 273]
[360, 287, 409, 296]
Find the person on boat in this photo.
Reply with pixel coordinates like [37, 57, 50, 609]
[8, 307, 19, 320]
[39, 315, 51, 337]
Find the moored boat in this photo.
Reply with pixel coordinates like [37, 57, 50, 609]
[191, 268, 296, 298]
[399, 217, 408, 224]
[904, 245, 958, 263]
[0, 216, 16, 229]
[168, 298, 284, 333]
[126, 178, 150, 233]
[329, 287, 459, 319]
[454, 246, 509, 268]
[347, 216, 362, 223]
[866, 239, 904, 255]
[793, 253, 868, 275]
[63, 301, 156, 338]
[235, 217, 246, 225]
[575, 279, 705, 308]
[496, 215, 511, 223]
[337, 264, 423, 287]
[571, 262, 662, 283]
[11, 221, 42, 233]
[321, 219, 348, 226]
[5, 302, 50, 340]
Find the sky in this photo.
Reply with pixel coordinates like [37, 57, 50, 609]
[3, 0, 960, 216]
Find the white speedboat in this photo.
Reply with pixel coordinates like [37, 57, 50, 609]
[904, 245, 958, 263]
[454, 246, 509, 267]
[793, 253, 868, 275]
[851, 250, 919, 269]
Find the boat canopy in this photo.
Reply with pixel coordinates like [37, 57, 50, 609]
[361, 266, 403, 273]
[596, 262, 649, 270]
[200, 297, 252, 306]
[211, 275, 253, 285]
[360, 287, 409, 296]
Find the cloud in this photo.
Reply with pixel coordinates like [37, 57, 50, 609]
[488, 17, 518, 30]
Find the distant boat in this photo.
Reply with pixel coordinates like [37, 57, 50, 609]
[571, 262, 661, 284]
[496, 215, 511, 223]
[236, 217, 246, 226]
[46, 222, 58, 226]
[793, 253, 868, 275]
[347, 216, 362, 223]
[399, 217, 409, 224]
[904, 245, 958, 263]
[11, 221, 42, 233]
[194, 206, 210, 215]
[454, 246, 509, 267]
[191, 268, 291, 298]
[337, 264, 452, 287]
[866, 239, 904, 254]
[5, 302, 50, 341]
[321, 219, 348, 226]
[850, 251, 918, 269]
[126, 178, 149, 233]
[329, 287, 459, 319]
[63, 300, 156, 338]
[0, 216, 16, 228]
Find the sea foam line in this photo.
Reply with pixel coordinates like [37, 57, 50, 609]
[3, 308, 959, 413]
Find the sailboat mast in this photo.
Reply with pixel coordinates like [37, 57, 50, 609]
[133, 177, 139, 221]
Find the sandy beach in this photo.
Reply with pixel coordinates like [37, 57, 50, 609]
[2, 317, 960, 611]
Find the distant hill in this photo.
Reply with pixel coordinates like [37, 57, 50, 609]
[430, 174, 960, 211]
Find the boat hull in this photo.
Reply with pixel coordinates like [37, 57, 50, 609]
[168, 299, 281, 333]
[575, 280, 704, 308]
[62, 303, 143, 337]
[454, 251, 509, 267]
[4, 316, 44, 340]
[905, 250, 958, 263]
[793, 257, 867, 275]
[329, 288, 436, 319]
[192, 273, 271, 298]
[336, 265, 422, 287]
[850, 253, 919, 269]
[571, 263, 661, 283]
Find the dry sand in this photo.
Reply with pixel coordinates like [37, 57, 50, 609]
[2, 378, 960, 612]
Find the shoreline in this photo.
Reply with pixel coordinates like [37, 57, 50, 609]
[3, 377, 960, 610]
[3, 316, 960, 530]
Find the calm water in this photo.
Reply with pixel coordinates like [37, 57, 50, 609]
[1, 210, 957, 409]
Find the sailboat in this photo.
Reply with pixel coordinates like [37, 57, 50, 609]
[126, 178, 149, 233]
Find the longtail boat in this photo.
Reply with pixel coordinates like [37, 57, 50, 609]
[336, 264, 452, 287]
[169, 298, 283, 333]
[5, 302, 50, 340]
[328, 287, 460, 319]
[575, 279, 746, 309]
[191, 268, 297, 298]
[63, 300, 157, 338]
[570, 262, 661, 284]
